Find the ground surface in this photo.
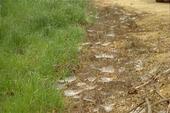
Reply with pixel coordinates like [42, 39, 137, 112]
[58, 0, 170, 113]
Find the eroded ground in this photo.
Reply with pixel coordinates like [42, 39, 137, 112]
[57, 0, 170, 113]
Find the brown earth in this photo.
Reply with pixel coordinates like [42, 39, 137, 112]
[60, 0, 170, 113]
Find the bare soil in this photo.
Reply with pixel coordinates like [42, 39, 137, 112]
[61, 0, 170, 113]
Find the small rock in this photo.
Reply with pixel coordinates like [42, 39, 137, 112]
[64, 90, 82, 97]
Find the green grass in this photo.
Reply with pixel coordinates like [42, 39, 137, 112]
[0, 0, 87, 113]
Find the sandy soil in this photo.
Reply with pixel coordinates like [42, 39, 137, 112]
[60, 0, 170, 113]
[102, 0, 170, 15]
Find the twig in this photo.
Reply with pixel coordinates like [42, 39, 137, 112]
[145, 98, 152, 113]
[167, 104, 170, 113]
[135, 78, 153, 89]
[135, 68, 170, 89]
[155, 89, 165, 99]
[154, 81, 169, 112]
[137, 107, 146, 113]
[127, 101, 145, 113]
[154, 82, 165, 99]
[155, 68, 170, 80]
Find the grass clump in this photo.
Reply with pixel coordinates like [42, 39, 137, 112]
[0, 0, 87, 113]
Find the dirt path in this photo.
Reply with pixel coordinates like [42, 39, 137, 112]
[58, 0, 170, 113]
[96, 0, 170, 15]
